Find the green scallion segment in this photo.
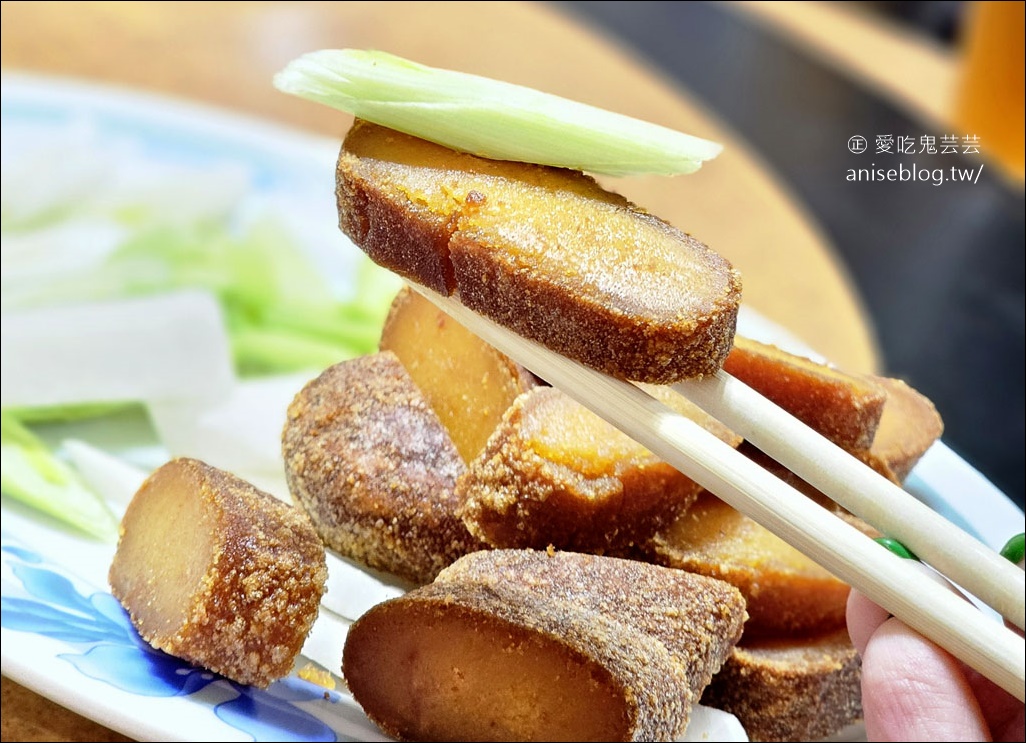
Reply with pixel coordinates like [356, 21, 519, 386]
[273, 49, 723, 177]
[0, 412, 119, 541]
[876, 536, 918, 560]
[1000, 532, 1025, 565]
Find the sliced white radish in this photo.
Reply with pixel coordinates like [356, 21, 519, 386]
[146, 372, 311, 502]
[678, 705, 748, 742]
[61, 438, 149, 517]
[0, 289, 234, 409]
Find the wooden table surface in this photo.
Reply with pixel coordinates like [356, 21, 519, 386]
[0, 1, 906, 739]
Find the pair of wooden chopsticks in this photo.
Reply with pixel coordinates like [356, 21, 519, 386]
[411, 283, 1026, 702]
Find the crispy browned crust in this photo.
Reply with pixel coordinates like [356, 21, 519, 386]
[723, 336, 888, 451]
[336, 120, 742, 383]
[281, 352, 486, 585]
[343, 549, 747, 742]
[109, 458, 327, 688]
[457, 386, 739, 554]
[701, 629, 863, 742]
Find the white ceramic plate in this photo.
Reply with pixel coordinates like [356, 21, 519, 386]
[1, 74, 1021, 743]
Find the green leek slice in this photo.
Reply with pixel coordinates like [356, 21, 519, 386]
[1, 412, 119, 541]
[274, 49, 722, 177]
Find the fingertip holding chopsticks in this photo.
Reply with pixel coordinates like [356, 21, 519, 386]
[411, 283, 1026, 703]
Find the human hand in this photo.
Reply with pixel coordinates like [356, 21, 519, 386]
[847, 537, 1025, 742]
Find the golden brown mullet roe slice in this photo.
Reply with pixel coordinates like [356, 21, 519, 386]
[457, 385, 740, 554]
[108, 457, 327, 688]
[857, 375, 944, 482]
[337, 119, 742, 383]
[379, 285, 539, 463]
[281, 352, 485, 585]
[645, 489, 853, 638]
[343, 549, 746, 742]
[700, 628, 863, 743]
[722, 336, 888, 451]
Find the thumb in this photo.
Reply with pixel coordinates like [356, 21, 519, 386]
[861, 617, 991, 741]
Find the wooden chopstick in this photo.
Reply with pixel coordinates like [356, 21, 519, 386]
[675, 371, 1026, 632]
[411, 284, 1026, 702]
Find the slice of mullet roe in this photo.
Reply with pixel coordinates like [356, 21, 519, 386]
[644, 489, 854, 638]
[700, 628, 863, 743]
[457, 384, 741, 554]
[108, 457, 327, 688]
[857, 375, 944, 482]
[722, 336, 888, 451]
[337, 119, 742, 383]
[342, 549, 746, 742]
[379, 285, 539, 463]
[282, 352, 486, 585]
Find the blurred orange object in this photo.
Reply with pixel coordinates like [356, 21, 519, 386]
[953, 1, 1026, 182]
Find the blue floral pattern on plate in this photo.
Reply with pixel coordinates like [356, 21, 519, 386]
[1, 536, 341, 742]
[0, 76, 399, 742]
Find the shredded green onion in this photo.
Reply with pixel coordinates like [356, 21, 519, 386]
[4, 401, 136, 424]
[0, 412, 119, 541]
[274, 49, 722, 177]
[1, 119, 404, 533]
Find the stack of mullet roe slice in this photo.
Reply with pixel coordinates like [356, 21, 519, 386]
[280, 113, 943, 742]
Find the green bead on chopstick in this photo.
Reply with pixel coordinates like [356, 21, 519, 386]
[1000, 532, 1025, 564]
[877, 532, 1024, 565]
[875, 536, 918, 560]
